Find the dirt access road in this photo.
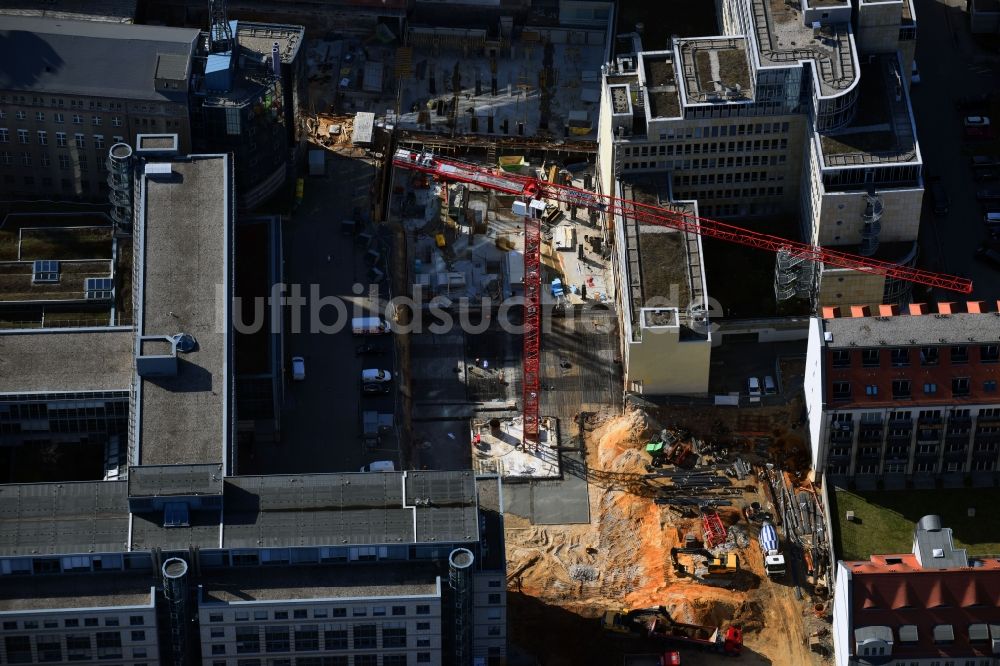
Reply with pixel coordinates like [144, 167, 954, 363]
[505, 408, 828, 665]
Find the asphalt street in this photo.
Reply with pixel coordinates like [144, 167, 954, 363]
[911, 0, 1000, 301]
[248, 155, 399, 474]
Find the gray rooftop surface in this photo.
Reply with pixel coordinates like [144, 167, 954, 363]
[0, 329, 133, 393]
[235, 21, 304, 62]
[914, 524, 968, 569]
[823, 313, 1000, 349]
[750, 0, 856, 96]
[137, 155, 231, 467]
[199, 564, 441, 603]
[0, 481, 128, 557]
[0, 16, 197, 101]
[223, 471, 479, 549]
[0, 573, 154, 611]
[0, 0, 137, 23]
[128, 463, 224, 498]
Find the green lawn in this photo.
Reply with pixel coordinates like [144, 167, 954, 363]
[831, 487, 1000, 562]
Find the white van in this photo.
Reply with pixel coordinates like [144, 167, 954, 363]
[360, 460, 395, 472]
[361, 369, 392, 383]
[352, 316, 391, 335]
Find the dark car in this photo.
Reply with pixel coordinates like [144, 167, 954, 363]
[362, 382, 391, 396]
[975, 245, 1000, 269]
[972, 155, 1000, 168]
[355, 343, 387, 356]
[930, 179, 949, 216]
[977, 187, 1000, 201]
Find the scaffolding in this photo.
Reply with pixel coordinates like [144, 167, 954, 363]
[774, 248, 815, 301]
[858, 188, 883, 257]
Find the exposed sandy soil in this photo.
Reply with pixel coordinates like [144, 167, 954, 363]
[505, 407, 830, 665]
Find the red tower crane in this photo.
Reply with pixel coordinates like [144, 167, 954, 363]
[392, 149, 973, 445]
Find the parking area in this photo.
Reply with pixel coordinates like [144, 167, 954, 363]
[708, 339, 805, 400]
[244, 155, 400, 474]
[912, 0, 1000, 300]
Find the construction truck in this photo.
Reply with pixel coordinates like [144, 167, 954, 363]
[602, 607, 743, 656]
[670, 548, 739, 579]
[759, 521, 786, 577]
[623, 652, 680, 666]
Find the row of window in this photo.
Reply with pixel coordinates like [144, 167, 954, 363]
[0, 152, 105, 169]
[1, 96, 130, 111]
[211, 606, 434, 623]
[227, 624, 427, 655]
[0, 113, 122, 126]
[216, 656, 432, 666]
[833, 378, 998, 400]
[652, 121, 791, 141]
[830, 459, 999, 475]
[676, 170, 773, 187]
[2, 175, 104, 191]
[832, 440, 999, 458]
[832, 345, 1000, 367]
[673, 186, 786, 201]
[624, 137, 790, 159]
[0, 130, 114, 148]
[4, 631, 147, 663]
[2, 616, 144, 631]
[831, 408, 1000, 424]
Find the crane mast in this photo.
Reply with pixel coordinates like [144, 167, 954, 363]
[392, 149, 974, 444]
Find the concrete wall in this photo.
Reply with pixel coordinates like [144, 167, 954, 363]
[831, 561, 852, 666]
[854, 0, 904, 54]
[626, 324, 711, 394]
[804, 317, 827, 471]
[816, 267, 886, 309]
[816, 186, 923, 246]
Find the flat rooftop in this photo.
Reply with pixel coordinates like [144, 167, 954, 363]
[199, 564, 441, 603]
[127, 463, 224, 498]
[676, 38, 753, 104]
[0, 15, 196, 102]
[0, 481, 129, 557]
[641, 53, 681, 119]
[222, 471, 479, 548]
[819, 55, 917, 165]
[0, 573, 154, 612]
[0, 470, 481, 557]
[0, 329, 133, 394]
[620, 178, 698, 330]
[0, 0, 137, 23]
[750, 0, 856, 96]
[823, 312, 1000, 349]
[236, 21, 304, 62]
[136, 155, 231, 467]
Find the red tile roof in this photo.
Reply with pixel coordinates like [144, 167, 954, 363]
[847, 557, 1000, 658]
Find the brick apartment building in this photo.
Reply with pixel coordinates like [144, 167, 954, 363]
[806, 302, 1000, 488]
[833, 515, 1000, 666]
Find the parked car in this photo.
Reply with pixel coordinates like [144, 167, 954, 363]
[355, 343, 387, 356]
[975, 245, 1000, 268]
[930, 179, 950, 215]
[910, 60, 920, 84]
[362, 383, 391, 396]
[763, 376, 777, 395]
[359, 460, 395, 472]
[361, 369, 392, 383]
[972, 155, 1000, 168]
[747, 377, 762, 398]
[977, 187, 1000, 201]
[964, 115, 992, 139]
[291, 356, 305, 381]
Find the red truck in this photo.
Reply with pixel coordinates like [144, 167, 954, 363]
[647, 616, 743, 656]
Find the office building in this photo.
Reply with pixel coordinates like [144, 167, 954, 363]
[597, 0, 923, 309]
[832, 515, 1000, 666]
[0, 17, 198, 201]
[0, 16, 305, 210]
[805, 302, 1000, 487]
[0, 144, 506, 665]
